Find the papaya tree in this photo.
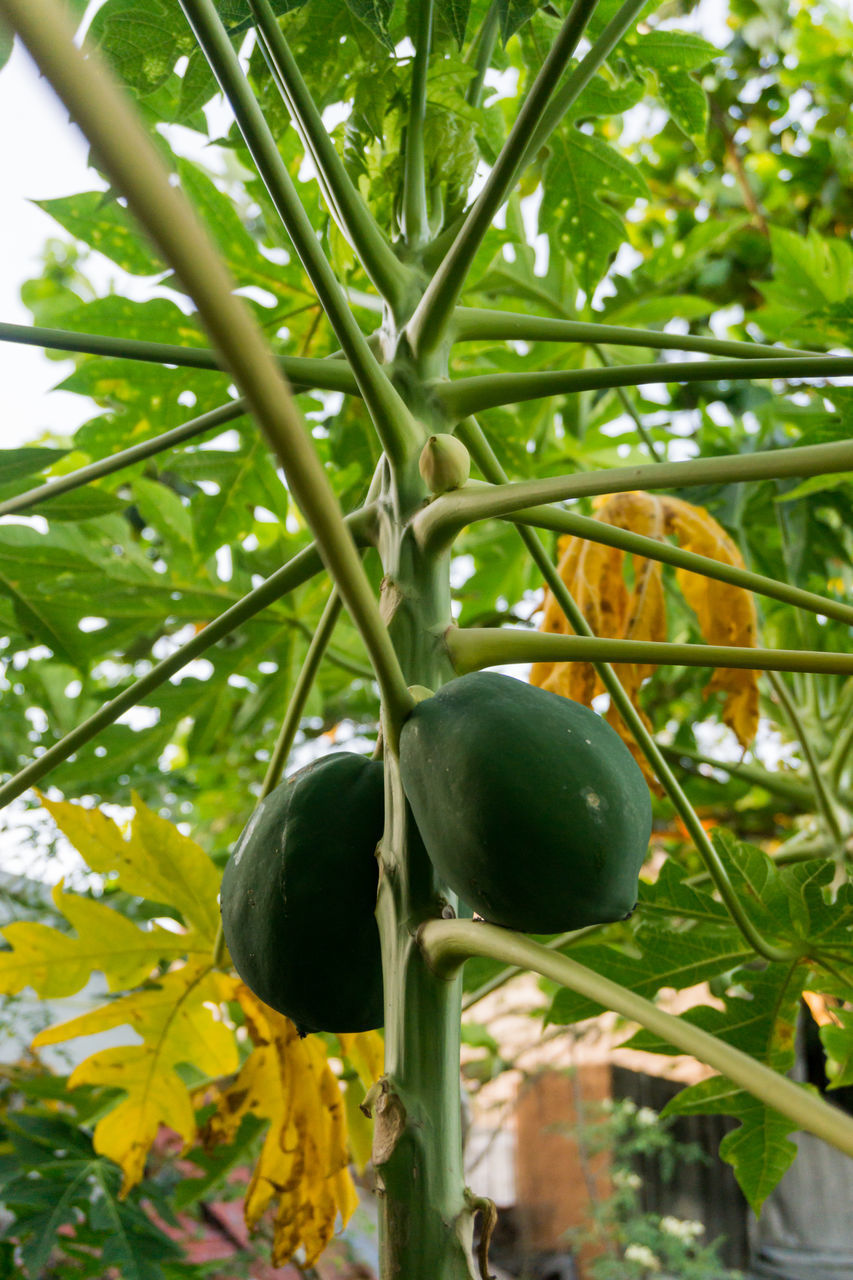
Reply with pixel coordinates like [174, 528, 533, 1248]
[2, 0, 853, 1276]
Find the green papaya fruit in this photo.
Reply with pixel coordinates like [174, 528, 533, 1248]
[220, 752, 385, 1033]
[399, 672, 651, 933]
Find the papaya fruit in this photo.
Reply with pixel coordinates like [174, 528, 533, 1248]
[399, 672, 651, 933]
[220, 752, 385, 1033]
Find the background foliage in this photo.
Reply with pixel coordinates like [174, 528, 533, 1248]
[2, 0, 853, 1272]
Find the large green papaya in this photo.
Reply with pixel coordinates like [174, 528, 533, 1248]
[220, 752, 385, 1033]
[399, 672, 651, 933]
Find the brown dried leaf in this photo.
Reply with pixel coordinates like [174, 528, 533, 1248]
[660, 495, 760, 748]
[530, 491, 759, 772]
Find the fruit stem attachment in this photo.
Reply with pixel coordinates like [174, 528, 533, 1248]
[417, 919, 853, 1159]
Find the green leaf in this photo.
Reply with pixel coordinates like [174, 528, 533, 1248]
[344, 0, 396, 47]
[661, 1076, 799, 1214]
[547, 927, 752, 1026]
[0, 447, 69, 484]
[87, 0, 195, 98]
[37, 487, 129, 522]
[437, 0, 471, 46]
[0, 21, 13, 72]
[626, 29, 718, 137]
[498, 0, 537, 42]
[820, 1012, 853, 1089]
[37, 192, 167, 276]
[541, 127, 648, 295]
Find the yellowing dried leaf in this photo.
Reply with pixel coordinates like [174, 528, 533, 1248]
[205, 986, 358, 1268]
[38, 791, 221, 944]
[661, 495, 760, 748]
[33, 963, 240, 1194]
[338, 1030, 384, 1090]
[0, 881, 195, 999]
[531, 491, 759, 768]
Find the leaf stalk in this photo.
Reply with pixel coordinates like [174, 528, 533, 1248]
[419, 919, 853, 1160]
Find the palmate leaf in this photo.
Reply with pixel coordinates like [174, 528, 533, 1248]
[0, 1113, 188, 1280]
[616, 835, 853, 1210]
[38, 792, 221, 942]
[32, 962, 240, 1193]
[624, 30, 719, 140]
[37, 192, 167, 277]
[0, 880, 198, 998]
[539, 78, 648, 296]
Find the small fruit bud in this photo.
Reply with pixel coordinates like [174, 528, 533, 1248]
[418, 433, 471, 494]
[407, 684, 435, 705]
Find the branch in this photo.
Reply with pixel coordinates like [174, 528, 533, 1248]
[260, 589, 343, 799]
[0, 510, 375, 809]
[591, 343, 662, 461]
[767, 671, 845, 850]
[419, 919, 853, 1160]
[451, 308, 821, 360]
[0, 321, 362, 394]
[401, 0, 433, 249]
[517, 0, 650, 172]
[177, 0, 421, 467]
[446, 627, 853, 679]
[658, 743, 813, 805]
[415, 439, 853, 547]
[407, 0, 598, 358]
[501, 504, 853, 632]
[464, 0, 500, 109]
[247, 0, 409, 313]
[0, 399, 247, 519]
[3, 0, 414, 741]
[435, 353, 853, 418]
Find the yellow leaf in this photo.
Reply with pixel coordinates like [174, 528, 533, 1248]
[660, 495, 760, 748]
[72, 1046, 197, 1191]
[205, 986, 358, 1268]
[342, 1078, 374, 1175]
[37, 792, 221, 944]
[0, 881, 199, 1001]
[32, 963, 240, 1195]
[339, 1029, 384, 1091]
[531, 491, 759, 770]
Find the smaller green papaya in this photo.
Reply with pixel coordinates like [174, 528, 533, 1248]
[418, 433, 471, 494]
[399, 672, 652, 933]
[220, 752, 385, 1034]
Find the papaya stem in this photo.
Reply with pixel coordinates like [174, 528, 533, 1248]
[0, 399, 247, 519]
[418, 919, 853, 1158]
[415, 439, 853, 548]
[0, 320, 362, 393]
[260, 590, 344, 799]
[434, 354, 853, 420]
[450, 307, 822, 360]
[401, 0, 433, 250]
[447, 627, 853, 679]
